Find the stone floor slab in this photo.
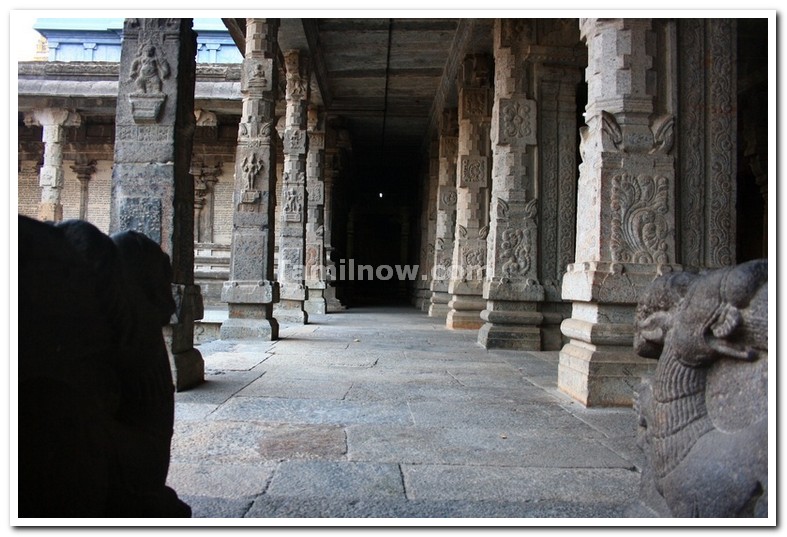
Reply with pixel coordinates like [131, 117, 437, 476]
[237, 376, 353, 400]
[265, 461, 405, 500]
[402, 465, 640, 504]
[209, 396, 414, 426]
[167, 463, 274, 499]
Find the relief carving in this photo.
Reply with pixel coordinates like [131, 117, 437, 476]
[611, 174, 671, 265]
[459, 156, 487, 187]
[499, 98, 536, 146]
[284, 187, 303, 221]
[128, 40, 170, 123]
[632, 259, 767, 517]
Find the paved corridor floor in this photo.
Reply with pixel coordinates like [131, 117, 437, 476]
[167, 306, 644, 520]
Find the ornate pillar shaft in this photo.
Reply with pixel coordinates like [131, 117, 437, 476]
[558, 18, 679, 406]
[479, 19, 544, 349]
[110, 18, 204, 390]
[304, 108, 327, 314]
[322, 127, 347, 312]
[220, 18, 281, 339]
[428, 109, 458, 318]
[191, 157, 220, 243]
[70, 155, 97, 221]
[446, 54, 493, 330]
[414, 145, 439, 310]
[275, 49, 310, 323]
[25, 108, 81, 222]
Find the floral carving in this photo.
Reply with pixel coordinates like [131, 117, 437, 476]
[464, 248, 485, 268]
[501, 229, 531, 277]
[499, 98, 536, 145]
[611, 174, 671, 265]
[460, 156, 486, 186]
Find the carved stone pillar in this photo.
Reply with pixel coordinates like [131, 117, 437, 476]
[70, 155, 97, 221]
[304, 108, 327, 315]
[428, 109, 459, 319]
[220, 18, 280, 340]
[322, 127, 346, 312]
[110, 18, 204, 390]
[191, 157, 221, 243]
[557, 19, 679, 406]
[275, 49, 310, 324]
[414, 144, 439, 310]
[479, 20, 544, 350]
[24, 108, 81, 222]
[677, 19, 738, 268]
[446, 54, 493, 330]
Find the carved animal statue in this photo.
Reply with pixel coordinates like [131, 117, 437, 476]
[18, 215, 190, 517]
[632, 260, 768, 517]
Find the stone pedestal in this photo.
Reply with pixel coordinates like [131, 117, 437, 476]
[446, 54, 492, 331]
[110, 18, 204, 390]
[428, 109, 458, 319]
[220, 18, 280, 340]
[557, 19, 681, 406]
[24, 108, 81, 223]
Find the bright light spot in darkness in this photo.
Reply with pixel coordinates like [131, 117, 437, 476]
[379, 192, 383, 198]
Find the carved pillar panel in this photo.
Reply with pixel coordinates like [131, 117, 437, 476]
[220, 18, 281, 340]
[110, 18, 204, 390]
[428, 109, 459, 319]
[479, 19, 544, 350]
[191, 157, 221, 243]
[446, 54, 493, 330]
[678, 19, 738, 269]
[558, 18, 679, 407]
[275, 49, 310, 324]
[70, 155, 97, 221]
[322, 126, 347, 312]
[304, 108, 327, 315]
[25, 108, 81, 222]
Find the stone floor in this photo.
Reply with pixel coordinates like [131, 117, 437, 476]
[167, 305, 645, 520]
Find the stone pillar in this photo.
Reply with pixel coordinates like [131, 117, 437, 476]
[275, 49, 310, 324]
[479, 20, 544, 350]
[70, 155, 97, 221]
[191, 157, 221, 243]
[110, 18, 204, 390]
[220, 18, 280, 340]
[414, 145, 438, 310]
[677, 19, 738, 268]
[558, 19, 679, 406]
[24, 108, 81, 222]
[428, 109, 458, 318]
[322, 128, 346, 312]
[304, 108, 328, 315]
[446, 54, 493, 330]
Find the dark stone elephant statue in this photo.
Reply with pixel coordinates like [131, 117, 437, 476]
[629, 259, 768, 518]
[17, 215, 190, 518]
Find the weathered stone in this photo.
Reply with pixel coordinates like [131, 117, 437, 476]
[629, 259, 768, 517]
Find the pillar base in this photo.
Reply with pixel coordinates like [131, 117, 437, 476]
[557, 342, 656, 407]
[304, 297, 327, 315]
[325, 286, 346, 312]
[172, 348, 205, 392]
[446, 295, 485, 330]
[220, 317, 279, 340]
[274, 300, 309, 324]
[478, 322, 541, 350]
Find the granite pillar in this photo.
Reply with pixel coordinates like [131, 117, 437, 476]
[220, 18, 281, 340]
[479, 19, 544, 350]
[558, 19, 680, 406]
[275, 49, 310, 324]
[110, 17, 204, 390]
[414, 144, 439, 311]
[446, 54, 493, 330]
[322, 126, 347, 312]
[191, 157, 220, 243]
[70, 155, 97, 221]
[428, 109, 458, 319]
[24, 108, 81, 222]
[304, 108, 328, 315]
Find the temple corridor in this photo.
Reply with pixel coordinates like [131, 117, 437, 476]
[169, 306, 641, 518]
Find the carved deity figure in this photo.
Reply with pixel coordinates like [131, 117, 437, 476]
[130, 43, 170, 94]
[630, 259, 768, 517]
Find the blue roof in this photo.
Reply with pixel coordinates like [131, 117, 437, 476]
[33, 18, 228, 33]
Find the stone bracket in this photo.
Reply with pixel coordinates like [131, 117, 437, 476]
[129, 92, 167, 124]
